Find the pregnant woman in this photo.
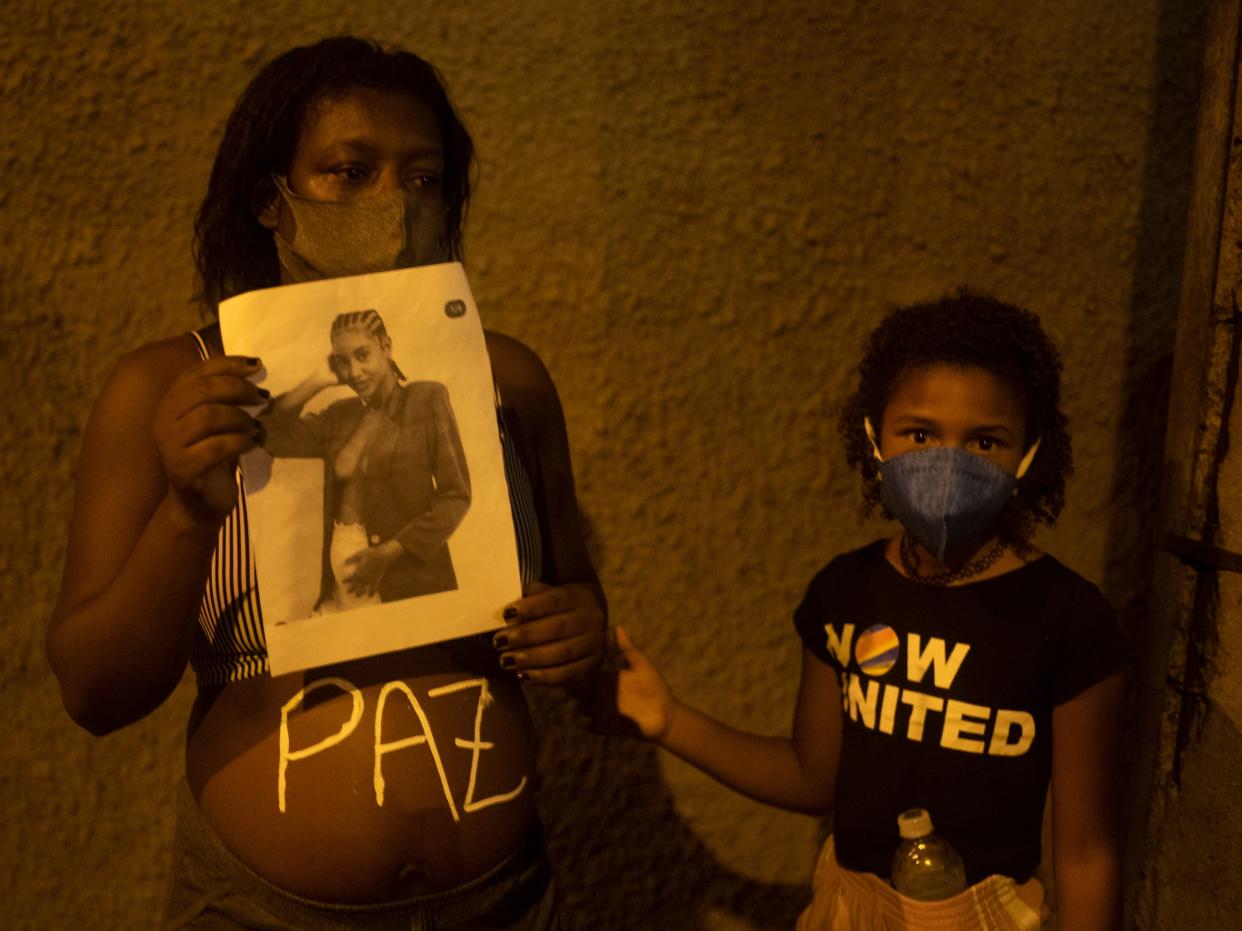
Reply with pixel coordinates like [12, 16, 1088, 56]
[47, 36, 605, 929]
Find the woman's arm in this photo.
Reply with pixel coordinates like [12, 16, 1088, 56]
[258, 359, 341, 458]
[1051, 672, 1125, 931]
[484, 332, 606, 686]
[617, 631, 841, 814]
[46, 340, 264, 735]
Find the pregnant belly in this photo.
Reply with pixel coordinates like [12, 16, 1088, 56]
[185, 643, 539, 902]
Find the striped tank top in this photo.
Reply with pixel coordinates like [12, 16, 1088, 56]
[187, 330, 544, 685]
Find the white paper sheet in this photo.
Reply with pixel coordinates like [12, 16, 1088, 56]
[218, 262, 520, 675]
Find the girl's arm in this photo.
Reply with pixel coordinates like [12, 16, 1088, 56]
[617, 629, 842, 814]
[46, 340, 264, 735]
[386, 383, 472, 560]
[484, 333, 606, 686]
[1051, 671, 1125, 931]
[258, 359, 340, 458]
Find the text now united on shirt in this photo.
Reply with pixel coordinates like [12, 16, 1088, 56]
[823, 622, 1035, 757]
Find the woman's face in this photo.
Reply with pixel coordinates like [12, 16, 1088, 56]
[331, 328, 395, 403]
[878, 363, 1028, 474]
[260, 84, 447, 250]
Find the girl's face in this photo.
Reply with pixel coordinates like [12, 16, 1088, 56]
[259, 84, 446, 246]
[331, 328, 395, 403]
[878, 363, 1028, 474]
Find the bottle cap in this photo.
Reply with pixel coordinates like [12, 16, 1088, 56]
[897, 808, 933, 839]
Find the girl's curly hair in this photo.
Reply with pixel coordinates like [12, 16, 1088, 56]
[838, 289, 1072, 544]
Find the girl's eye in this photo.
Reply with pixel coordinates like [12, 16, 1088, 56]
[912, 430, 929, 444]
[977, 437, 994, 451]
[410, 173, 441, 190]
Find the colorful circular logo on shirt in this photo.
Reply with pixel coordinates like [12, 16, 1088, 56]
[855, 624, 899, 676]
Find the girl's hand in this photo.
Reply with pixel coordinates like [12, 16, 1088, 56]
[322, 353, 346, 388]
[492, 581, 606, 686]
[614, 626, 677, 742]
[342, 541, 403, 595]
[151, 355, 266, 524]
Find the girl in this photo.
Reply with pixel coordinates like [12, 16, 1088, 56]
[47, 37, 604, 929]
[616, 292, 1124, 930]
[261, 309, 472, 612]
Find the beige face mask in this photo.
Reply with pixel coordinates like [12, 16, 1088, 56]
[271, 175, 450, 283]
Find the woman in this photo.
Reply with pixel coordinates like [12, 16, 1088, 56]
[46, 36, 605, 928]
[262, 309, 472, 614]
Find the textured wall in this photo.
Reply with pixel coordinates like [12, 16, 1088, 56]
[0, 0, 1207, 927]
[1133, 6, 1242, 924]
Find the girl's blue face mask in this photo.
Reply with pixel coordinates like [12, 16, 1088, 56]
[864, 419, 1040, 563]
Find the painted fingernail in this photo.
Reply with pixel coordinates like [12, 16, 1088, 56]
[492, 634, 509, 650]
[243, 356, 261, 366]
[250, 419, 266, 446]
[500, 654, 516, 669]
[503, 607, 518, 621]
[515, 671, 530, 682]
[256, 387, 271, 399]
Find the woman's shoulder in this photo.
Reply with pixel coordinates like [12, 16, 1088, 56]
[94, 331, 204, 412]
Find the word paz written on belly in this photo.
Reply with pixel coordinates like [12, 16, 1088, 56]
[824, 623, 1034, 757]
[278, 676, 526, 819]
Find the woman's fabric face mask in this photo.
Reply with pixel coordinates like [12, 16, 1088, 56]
[270, 175, 450, 283]
[864, 418, 1040, 563]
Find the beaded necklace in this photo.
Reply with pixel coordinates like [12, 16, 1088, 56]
[898, 531, 1007, 587]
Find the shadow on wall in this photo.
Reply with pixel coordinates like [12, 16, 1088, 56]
[1101, 0, 1208, 635]
[531, 511, 809, 927]
[1100, 0, 1211, 921]
[530, 688, 810, 929]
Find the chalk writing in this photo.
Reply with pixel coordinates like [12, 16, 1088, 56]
[373, 680, 457, 817]
[278, 675, 529, 817]
[428, 678, 528, 814]
[279, 677, 363, 813]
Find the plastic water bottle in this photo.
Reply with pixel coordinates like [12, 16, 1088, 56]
[890, 808, 968, 901]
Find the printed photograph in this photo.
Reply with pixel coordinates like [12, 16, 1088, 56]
[219, 263, 521, 673]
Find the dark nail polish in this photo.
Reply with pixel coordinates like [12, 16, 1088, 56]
[256, 387, 271, 399]
[500, 654, 516, 669]
[503, 606, 518, 621]
[250, 420, 266, 446]
[515, 672, 530, 682]
[492, 634, 509, 650]
[243, 356, 261, 366]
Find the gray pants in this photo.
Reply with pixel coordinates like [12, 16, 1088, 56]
[164, 783, 560, 930]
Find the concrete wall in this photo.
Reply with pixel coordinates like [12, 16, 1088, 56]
[1131, 4, 1242, 926]
[0, 0, 1209, 927]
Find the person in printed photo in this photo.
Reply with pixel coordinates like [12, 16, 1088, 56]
[261, 308, 471, 614]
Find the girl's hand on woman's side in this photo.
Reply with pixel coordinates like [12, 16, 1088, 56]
[613, 626, 677, 743]
[151, 355, 266, 525]
[492, 581, 606, 686]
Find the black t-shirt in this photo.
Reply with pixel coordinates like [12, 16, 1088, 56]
[793, 540, 1125, 885]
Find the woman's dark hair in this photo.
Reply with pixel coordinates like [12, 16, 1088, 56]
[194, 36, 474, 312]
[838, 289, 1073, 544]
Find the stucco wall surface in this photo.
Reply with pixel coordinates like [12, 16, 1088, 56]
[0, 0, 1206, 928]
[1138, 25, 1242, 924]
